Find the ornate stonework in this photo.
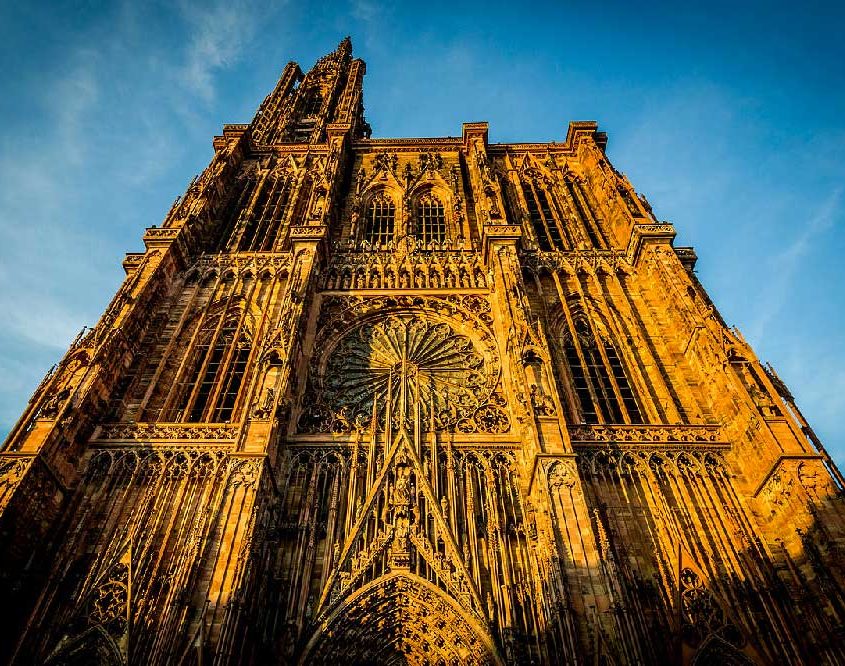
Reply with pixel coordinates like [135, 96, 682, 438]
[1, 38, 844, 665]
[300, 311, 505, 434]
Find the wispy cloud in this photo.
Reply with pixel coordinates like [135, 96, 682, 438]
[351, 0, 379, 24]
[748, 186, 842, 340]
[779, 187, 841, 263]
[176, 0, 276, 101]
[348, 0, 394, 53]
[0, 1, 287, 438]
[0, 52, 106, 351]
[54, 52, 101, 165]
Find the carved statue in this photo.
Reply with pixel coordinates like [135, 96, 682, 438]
[310, 189, 326, 218]
[253, 386, 276, 419]
[393, 464, 412, 506]
[530, 384, 556, 416]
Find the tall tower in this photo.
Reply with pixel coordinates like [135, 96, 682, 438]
[2, 39, 843, 665]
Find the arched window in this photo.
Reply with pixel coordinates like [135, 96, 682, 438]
[561, 318, 641, 424]
[172, 308, 252, 422]
[364, 194, 396, 247]
[416, 192, 447, 245]
[564, 177, 607, 249]
[236, 175, 291, 252]
[302, 88, 323, 117]
[521, 179, 569, 251]
[216, 171, 258, 251]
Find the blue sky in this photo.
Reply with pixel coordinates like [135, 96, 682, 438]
[1, 1, 843, 462]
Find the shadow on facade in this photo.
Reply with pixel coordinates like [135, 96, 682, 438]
[1, 438, 845, 664]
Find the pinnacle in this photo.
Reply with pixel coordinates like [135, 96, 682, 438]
[337, 35, 352, 56]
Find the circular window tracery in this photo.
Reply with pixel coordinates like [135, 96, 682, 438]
[299, 313, 507, 433]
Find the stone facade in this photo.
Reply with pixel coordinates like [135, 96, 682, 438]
[1, 38, 844, 665]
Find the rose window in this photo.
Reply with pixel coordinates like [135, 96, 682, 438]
[301, 315, 508, 433]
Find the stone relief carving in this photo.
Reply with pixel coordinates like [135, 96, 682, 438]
[757, 458, 840, 515]
[568, 424, 723, 444]
[576, 448, 728, 478]
[84, 447, 263, 493]
[299, 313, 509, 434]
[546, 459, 578, 489]
[94, 423, 240, 442]
[679, 566, 749, 658]
[324, 248, 486, 290]
[0, 455, 35, 512]
[88, 563, 129, 639]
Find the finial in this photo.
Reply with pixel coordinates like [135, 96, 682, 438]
[338, 36, 352, 56]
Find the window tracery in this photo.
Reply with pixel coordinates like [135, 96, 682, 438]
[518, 176, 570, 251]
[215, 168, 258, 251]
[236, 175, 292, 252]
[170, 307, 252, 423]
[415, 191, 447, 245]
[321, 316, 494, 429]
[302, 88, 323, 117]
[563, 176, 607, 249]
[363, 193, 396, 247]
[560, 316, 641, 425]
[298, 312, 508, 434]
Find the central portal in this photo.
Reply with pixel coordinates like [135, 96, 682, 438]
[301, 573, 502, 665]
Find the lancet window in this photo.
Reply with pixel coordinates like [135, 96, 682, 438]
[560, 317, 641, 424]
[520, 179, 569, 251]
[215, 172, 258, 252]
[236, 175, 292, 252]
[363, 193, 396, 247]
[416, 192, 447, 245]
[171, 307, 252, 423]
[564, 178, 607, 249]
[302, 88, 323, 117]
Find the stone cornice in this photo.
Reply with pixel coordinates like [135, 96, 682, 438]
[92, 422, 240, 444]
[568, 423, 726, 446]
[625, 223, 676, 264]
[675, 246, 698, 271]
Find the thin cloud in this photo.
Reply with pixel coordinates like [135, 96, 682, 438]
[0, 1, 288, 440]
[350, 0, 385, 51]
[176, 0, 279, 101]
[53, 52, 101, 165]
[0, 53, 106, 350]
[749, 186, 842, 340]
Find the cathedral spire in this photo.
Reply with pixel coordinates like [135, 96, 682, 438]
[331, 35, 353, 61]
[4, 40, 841, 666]
[311, 35, 353, 73]
[250, 37, 365, 145]
[336, 36, 353, 64]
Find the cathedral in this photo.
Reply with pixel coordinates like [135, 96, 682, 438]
[2, 38, 844, 665]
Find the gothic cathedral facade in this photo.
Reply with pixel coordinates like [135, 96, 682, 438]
[1, 39, 843, 665]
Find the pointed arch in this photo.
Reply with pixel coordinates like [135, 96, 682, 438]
[236, 171, 294, 252]
[168, 300, 254, 422]
[522, 179, 569, 251]
[361, 188, 397, 247]
[510, 154, 575, 251]
[550, 300, 642, 425]
[301, 86, 323, 117]
[43, 625, 123, 666]
[302, 571, 503, 665]
[414, 188, 447, 245]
